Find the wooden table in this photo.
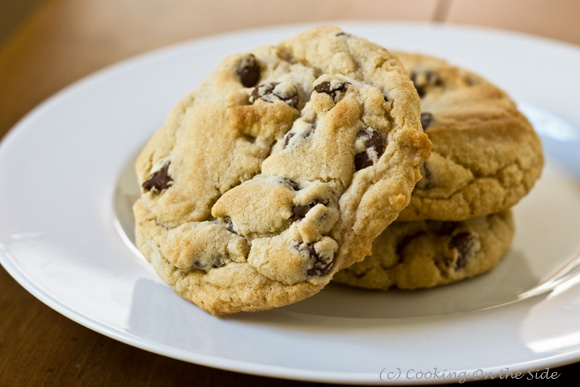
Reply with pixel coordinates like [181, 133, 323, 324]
[1, 0, 579, 385]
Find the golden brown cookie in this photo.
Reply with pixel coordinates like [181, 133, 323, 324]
[133, 27, 430, 315]
[334, 210, 514, 290]
[395, 52, 543, 221]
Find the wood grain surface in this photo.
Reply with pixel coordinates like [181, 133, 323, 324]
[1, 0, 579, 385]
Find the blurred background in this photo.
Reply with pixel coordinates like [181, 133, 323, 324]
[1, 1, 579, 386]
[1, 0, 580, 138]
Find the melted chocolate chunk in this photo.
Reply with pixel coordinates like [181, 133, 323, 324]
[283, 129, 314, 150]
[411, 70, 442, 98]
[304, 245, 334, 277]
[410, 72, 425, 98]
[223, 216, 236, 234]
[420, 112, 433, 130]
[283, 132, 295, 148]
[293, 243, 334, 277]
[250, 82, 299, 108]
[241, 133, 256, 143]
[350, 271, 368, 279]
[314, 82, 332, 94]
[291, 199, 328, 222]
[236, 54, 260, 87]
[426, 70, 443, 86]
[292, 205, 312, 221]
[365, 130, 385, 155]
[251, 82, 275, 100]
[193, 255, 226, 272]
[142, 162, 173, 193]
[396, 232, 424, 263]
[314, 81, 350, 101]
[354, 152, 372, 171]
[417, 161, 433, 189]
[281, 177, 300, 191]
[212, 258, 226, 269]
[281, 92, 299, 108]
[354, 129, 386, 171]
[448, 232, 477, 269]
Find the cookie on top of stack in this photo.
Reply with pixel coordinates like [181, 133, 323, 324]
[133, 27, 431, 315]
[333, 52, 544, 290]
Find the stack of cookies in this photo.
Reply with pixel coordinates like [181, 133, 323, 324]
[132, 27, 543, 316]
[334, 52, 544, 290]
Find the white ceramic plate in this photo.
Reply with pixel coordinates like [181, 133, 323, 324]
[1, 22, 580, 385]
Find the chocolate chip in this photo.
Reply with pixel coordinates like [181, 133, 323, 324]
[292, 205, 312, 221]
[212, 258, 226, 269]
[314, 82, 332, 95]
[415, 85, 426, 98]
[365, 129, 385, 155]
[410, 72, 426, 98]
[354, 152, 372, 171]
[142, 162, 173, 193]
[193, 255, 226, 271]
[250, 82, 299, 108]
[354, 129, 386, 171]
[281, 177, 300, 191]
[236, 54, 260, 87]
[241, 133, 256, 143]
[291, 199, 328, 222]
[420, 112, 433, 130]
[335, 32, 347, 37]
[417, 161, 433, 189]
[293, 242, 334, 277]
[426, 70, 443, 86]
[411, 71, 442, 98]
[350, 271, 368, 279]
[251, 82, 275, 100]
[282, 93, 298, 107]
[283, 132, 295, 148]
[314, 81, 350, 101]
[448, 232, 477, 269]
[223, 216, 236, 234]
[303, 245, 334, 277]
[396, 232, 425, 262]
[283, 128, 314, 150]
[307, 246, 333, 276]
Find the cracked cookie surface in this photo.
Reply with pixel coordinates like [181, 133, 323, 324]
[333, 210, 514, 290]
[133, 27, 431, 315]
[394, 52, 544, 221]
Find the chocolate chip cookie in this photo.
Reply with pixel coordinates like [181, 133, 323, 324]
[333, 210, 514, 290]
[394, 52, 543, 221]
[133, 27, 431, 315]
